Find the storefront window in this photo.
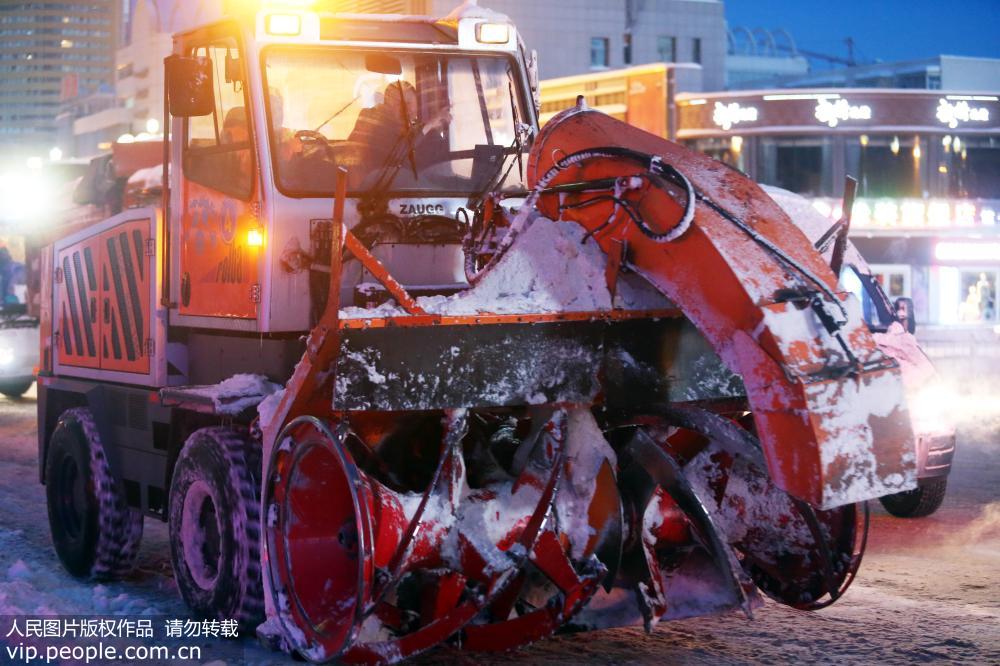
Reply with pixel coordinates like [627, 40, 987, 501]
[959, 271, 996, 322]
[756, 136, 834, 196]
[847, 135, 924, 198]
[870, 264, 911, 300]
[944, 136, 1000, 199]
[937, 267, 997, 324]
[690, 137, 745, 172]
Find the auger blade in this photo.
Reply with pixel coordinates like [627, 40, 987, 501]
[527, 107, 917, 509]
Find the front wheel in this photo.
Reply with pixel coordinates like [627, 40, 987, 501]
[168, 427, 263, 627]
[879, 478, 948, 518]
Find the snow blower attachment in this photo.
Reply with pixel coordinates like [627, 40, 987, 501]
[260, 106, 915, 663]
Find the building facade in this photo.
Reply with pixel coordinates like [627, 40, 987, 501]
[57, 0, 227, 158]
[771, 55, 1000, 92]
[422, 0, 726, 89]
[0, 0, 121, 161]
[677, 88, 1000, 328]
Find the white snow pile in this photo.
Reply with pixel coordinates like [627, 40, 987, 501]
[256, 387, 286, 429]
[556, 409, 618, 560]
[185, 373, 282, 415]
[0, 529, 168, 617]
[443, 0, 512, 23]
[126, 164, 163, 191]
[341, 217, 670, 319]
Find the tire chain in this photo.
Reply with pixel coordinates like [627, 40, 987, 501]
[61, 407, 144, 579]
[188, 427, 265, 627]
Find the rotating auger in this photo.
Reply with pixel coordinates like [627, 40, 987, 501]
[258, 106, 916, 663]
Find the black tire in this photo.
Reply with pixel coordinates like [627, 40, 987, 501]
[168, 427, 263, 627]
[0, 379, 33, 398]
[879, 478, 948, 518]
[45, 407, 144, 579]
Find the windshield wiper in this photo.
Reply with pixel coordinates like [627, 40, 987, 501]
[359, 113, 424, 216]
[466, 66, 532, 209]
[394, 80, 420, 180]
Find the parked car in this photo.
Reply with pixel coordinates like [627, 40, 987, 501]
[0, 303, 38, 398]
[0, 251, 38, 398]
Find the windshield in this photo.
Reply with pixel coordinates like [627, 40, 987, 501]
[264, 48, 530, 195]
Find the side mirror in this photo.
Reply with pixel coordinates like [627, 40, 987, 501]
[527, 48, 540, 116]
[224, 51, 242, 85]
[895, 297, 916, 334]
[165, 55, 214, 117]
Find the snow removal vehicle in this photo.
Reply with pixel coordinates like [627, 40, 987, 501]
[37, 2, 917, 663]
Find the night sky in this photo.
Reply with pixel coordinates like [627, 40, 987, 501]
[724, 0, 1000, 67]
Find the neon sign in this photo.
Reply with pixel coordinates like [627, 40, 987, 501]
[814, 98, 872, 127]
[712, 102, 758, 131]
[936, 99, 990, 129]
[810, 197, 999, 231]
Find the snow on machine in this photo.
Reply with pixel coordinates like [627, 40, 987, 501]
[766, 186, 955, 517]
[37, 2, 918, 663]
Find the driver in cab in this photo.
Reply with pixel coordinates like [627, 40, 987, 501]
[346, 80, 451, 182]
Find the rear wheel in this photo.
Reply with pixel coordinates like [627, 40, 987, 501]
[45, 407, 143, 579]
[0, 379, 33, 398]
[168, 427, 263, 627]
[879, 478, 948, 518]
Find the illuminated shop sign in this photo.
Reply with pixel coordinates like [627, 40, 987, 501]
[934, 242, 1000, 262]
[810, 197, 998, 230]
[679, 91, 1000, 136]
[712, 102, 758, 130]
[936, 98, 992, 128]
[814, 98, 872, 127]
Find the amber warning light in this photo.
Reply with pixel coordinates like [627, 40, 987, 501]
[247, 228, 265, 247]
[266, 13, 302, 36]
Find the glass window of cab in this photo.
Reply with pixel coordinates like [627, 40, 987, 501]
[262, 48, 530, 196]
[183, 37, 254, 200]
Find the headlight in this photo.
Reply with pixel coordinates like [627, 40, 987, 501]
[907, 383, 956, 435]
[476, 22, 511, 44]
[265, 13, 301, 36]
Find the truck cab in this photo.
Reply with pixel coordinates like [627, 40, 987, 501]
[166, 5, 537, 338]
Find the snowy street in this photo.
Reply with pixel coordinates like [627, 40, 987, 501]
[0, 360, 997, 665]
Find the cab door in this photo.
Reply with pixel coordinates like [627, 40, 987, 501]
[177, 28, 260, 319]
